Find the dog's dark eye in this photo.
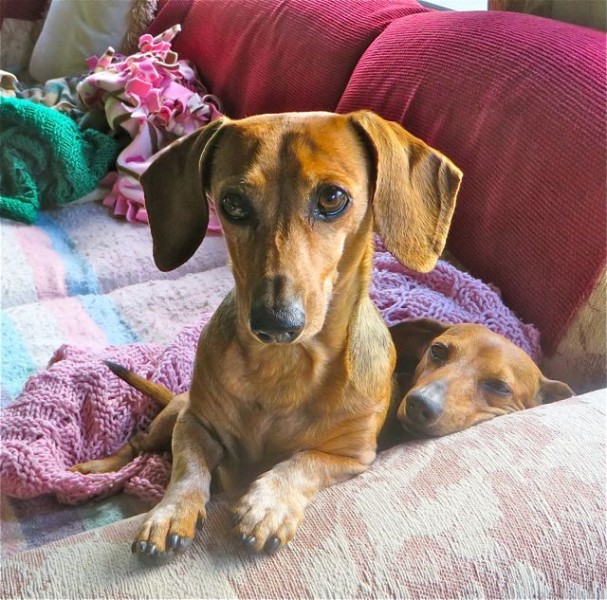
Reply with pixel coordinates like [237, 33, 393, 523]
[482, 379, 512, 396]
[428, 343, 448, 363]
[221, 193, 251, 221]
[315, 185, 350, 219]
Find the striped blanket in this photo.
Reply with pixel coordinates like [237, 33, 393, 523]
[1, 200, 229, 406]
[1, 200, 231, 557]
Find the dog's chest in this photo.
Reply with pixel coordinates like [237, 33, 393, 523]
[213, 400, 315, 492]
[236, 394, 319, 456]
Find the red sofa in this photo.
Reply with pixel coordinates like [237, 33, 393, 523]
[152, 0, 606, 392]
[1, 1, 605, 598]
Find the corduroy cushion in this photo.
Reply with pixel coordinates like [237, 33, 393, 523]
[148, 0, 429, 117]
[337, 11, 606, 356]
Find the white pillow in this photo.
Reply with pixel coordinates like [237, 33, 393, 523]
[29, 0, 135, 82]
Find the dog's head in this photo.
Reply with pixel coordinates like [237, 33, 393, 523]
[141, 111, 462, 345]
[390, 319, 574, 437]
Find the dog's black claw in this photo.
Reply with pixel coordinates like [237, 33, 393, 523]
[168, 533, 192, 552]
[137, 540, 148, 554]
[264, 536, 281, 555]
[238, 533, 257, 548]
[145, 543, 158, 557]
[167, 533, 180, 550]
[196, 515, 205, 530]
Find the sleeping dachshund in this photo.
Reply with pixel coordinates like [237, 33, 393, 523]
[379, 318, 573, 448]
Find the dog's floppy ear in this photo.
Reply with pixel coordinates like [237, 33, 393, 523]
[536, 377, 574, 404]
[350, 110, 462, 273]
[390, 318, 450, 372]
[141, 118, 226, 272]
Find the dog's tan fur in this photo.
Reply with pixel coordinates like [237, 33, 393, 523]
[73, 111, 462, 556]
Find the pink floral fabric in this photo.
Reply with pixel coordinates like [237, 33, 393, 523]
[1, 392, 604, 598]
[77, 26, 222, 227]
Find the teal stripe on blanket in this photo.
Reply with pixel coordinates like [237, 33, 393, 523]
[37, 213, 100, 296]
[78, 295, 139, 346]
[0, 313, 36, 405]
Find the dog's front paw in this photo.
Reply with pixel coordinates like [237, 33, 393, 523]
[232, 475, 307, 554]
[132, 498, 205, 560]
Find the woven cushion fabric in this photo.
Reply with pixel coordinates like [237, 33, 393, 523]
[1, 392, 605, 598]
[147, 0, 429, 117]
[542, 269, 606, 394]
[338, 11, 606, 355]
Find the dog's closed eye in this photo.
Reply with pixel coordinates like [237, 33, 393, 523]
[481, 379, 512, 396]
[428, 342, 449, 364]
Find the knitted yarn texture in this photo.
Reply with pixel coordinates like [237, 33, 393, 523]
[0, 247, 541, 504]
[0, 97, 119, 224]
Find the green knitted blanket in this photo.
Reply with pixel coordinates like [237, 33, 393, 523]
[0, 97, 119, 224]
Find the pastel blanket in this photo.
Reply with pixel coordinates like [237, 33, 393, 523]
[0, 242, 541, 505]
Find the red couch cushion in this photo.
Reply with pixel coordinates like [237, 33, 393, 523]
[338, 11, 606, 354]
[0, 0, 47, 24]
[149, 0, 428, 117]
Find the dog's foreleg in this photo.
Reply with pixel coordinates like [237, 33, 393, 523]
[132, 407, 223, 557]
[231, 447, 374, 554]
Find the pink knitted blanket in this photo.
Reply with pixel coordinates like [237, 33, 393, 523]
[0, 246, 541, 505]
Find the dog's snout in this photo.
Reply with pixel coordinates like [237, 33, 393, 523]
[250, 277, 305, 344]
[404, 381, 446, 426]
[250, 301, 305, 344]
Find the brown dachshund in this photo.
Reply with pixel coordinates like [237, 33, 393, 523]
[379, 318, 574, 446]
[72, 111, 462, 558]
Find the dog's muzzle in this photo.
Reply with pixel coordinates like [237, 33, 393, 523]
[249, 300, 305, 344]
[402, 381, 446, 426]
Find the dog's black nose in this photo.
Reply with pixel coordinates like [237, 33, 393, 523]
[405, 382, 445, 426]
[250, 301, 305, 344]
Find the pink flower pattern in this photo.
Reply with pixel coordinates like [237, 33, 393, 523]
[78, 26, 223, 228]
